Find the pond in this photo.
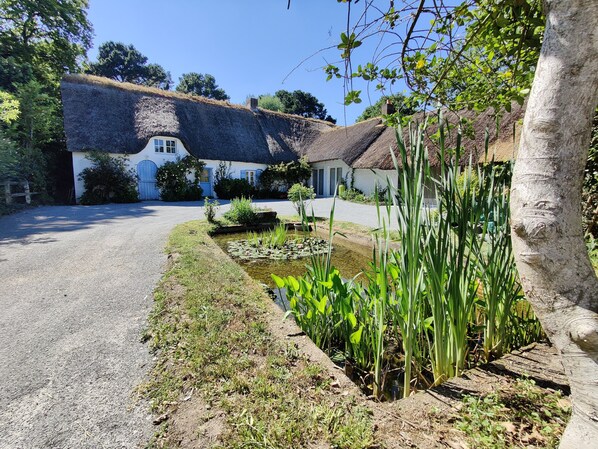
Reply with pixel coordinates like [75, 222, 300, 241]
[213, 229, 373, 288]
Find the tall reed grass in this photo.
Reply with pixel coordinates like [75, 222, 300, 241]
[274, 117, 544, 399]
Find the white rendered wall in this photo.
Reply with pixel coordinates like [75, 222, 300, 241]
[310, 160, 399, 197]
[72, 136, 267, 201]
[352, 169, 398, 196]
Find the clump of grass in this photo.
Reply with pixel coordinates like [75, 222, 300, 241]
[455, 378, 570, 448]
[246, 223, 289, 249]
[223, 196, 257, 224]
[141, 221, 374, 448]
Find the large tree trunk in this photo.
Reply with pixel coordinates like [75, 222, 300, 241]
[510, 1, 598, 447]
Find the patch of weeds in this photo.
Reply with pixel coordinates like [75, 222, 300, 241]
[141, 220, 375, 448]
[455, 378, 570, 448]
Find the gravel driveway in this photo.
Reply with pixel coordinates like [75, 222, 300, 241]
[0, 199, 393, 449]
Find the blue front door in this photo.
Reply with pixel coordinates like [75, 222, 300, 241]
[199, 168, 212, 197]
[137, 160, 159, 200]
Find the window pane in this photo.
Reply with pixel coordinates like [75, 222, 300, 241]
[165, 140, 176, 153]
[154, 139, 164, 152]
[199, 169, 210, 182]
[329, 168, 335, 195]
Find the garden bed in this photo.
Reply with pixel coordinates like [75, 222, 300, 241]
[141, 221, 570, 449]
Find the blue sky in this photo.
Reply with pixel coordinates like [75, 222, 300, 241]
[86, 0, 404, 124]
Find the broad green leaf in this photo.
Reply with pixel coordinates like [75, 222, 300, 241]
[271, 274, 285, 289]
[350, 326, 364, 345]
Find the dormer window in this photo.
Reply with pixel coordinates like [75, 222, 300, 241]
[154, 138, 177, 154]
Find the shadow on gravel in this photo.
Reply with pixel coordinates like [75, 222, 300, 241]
[0, 201, 201, 246]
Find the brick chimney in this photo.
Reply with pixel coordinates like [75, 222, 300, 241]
[381, 100, 395, 115]
[246, 97, 258, 110]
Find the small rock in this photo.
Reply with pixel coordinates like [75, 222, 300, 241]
[153, 413, 168, 425]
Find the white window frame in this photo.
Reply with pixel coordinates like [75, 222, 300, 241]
[165, 139, 177, 154]
[245, 170, 256, 186]
[154, 138, 177, 154]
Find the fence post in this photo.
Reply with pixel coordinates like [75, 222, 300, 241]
[23, 180, 31, 204]
[4, 181, 11, 205]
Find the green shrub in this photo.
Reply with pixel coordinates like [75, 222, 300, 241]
[204, 197, 219, 223]
[287, 183, 315, 217]
[258, 157, 311, 193]
[79, 152, 139, 204]
[340, 187, 366, 202]
[224, 197, 257, 225]
[456, 169, 480, 196]
[155, 156, 205, 201]
[214, 177, 255, 199]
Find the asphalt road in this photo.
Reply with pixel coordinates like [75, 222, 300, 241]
[0, 199, 394, 449]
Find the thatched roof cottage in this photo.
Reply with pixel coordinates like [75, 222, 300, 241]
[61, 75, 522, 201]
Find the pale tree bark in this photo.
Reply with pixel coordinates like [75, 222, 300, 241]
[510, 1, 598, 447]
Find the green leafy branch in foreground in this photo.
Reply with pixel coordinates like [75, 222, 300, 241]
[141, 221, 374, 449]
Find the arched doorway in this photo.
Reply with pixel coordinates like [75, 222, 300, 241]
[137, 160, 159, 200]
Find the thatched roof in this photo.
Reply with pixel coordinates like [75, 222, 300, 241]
[352, 103, 525, 169]
[61, 75, 524, 170]
[61, 75, 333, 164]
[305, 118, 387, 165]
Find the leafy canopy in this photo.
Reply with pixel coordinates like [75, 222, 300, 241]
[87, 41, 172, 89]
[257, 94, 283, 112]
[264, 90, 336, 123]
[329, 0, 543, 112]
[0, 0, 93, 86]
[356, 93, 418, 122]
[176, 73, 230, 100]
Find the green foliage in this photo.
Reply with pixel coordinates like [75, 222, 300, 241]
[0, 91, 20, 123]
[583, 113, 598, 237]
[258, 156, 311, 193]
[339, 187, 366, 203]
[257, 93, 283, 111]
[276, 119, 544, 399]
[287, 183, 316, 216]
[356, 94, 417, 122]
[214, 178, 255, 200]
[0, 131, 20, 180]
[144, 221, 374, 448]
[456, 169, 480, 197]
[339, 186, 389, 205]
[273, 89, 336, 123]
[213, 161, 255, 199]
[223, 197, 257, 225]
[204, 197, 219, 223]
[155, 156, 205, 202]
[246, 223, 289, 249]
[176, 72, 229, 100]
[456, 379, 569, 449]
[10, 81, 59, 150]
[78, 152, 139, 204]
[0, 56, 33, 91]
[0, 1, 92, 202]
[0, 0, 92, 86]
[87, 41, 172, 89]
[331, 1, 543, 112]
[0, 81, 61, 195]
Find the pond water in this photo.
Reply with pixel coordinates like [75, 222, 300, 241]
[213, 230, 373, 288]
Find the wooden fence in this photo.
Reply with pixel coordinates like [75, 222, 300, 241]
[3, 180, 37, 205]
